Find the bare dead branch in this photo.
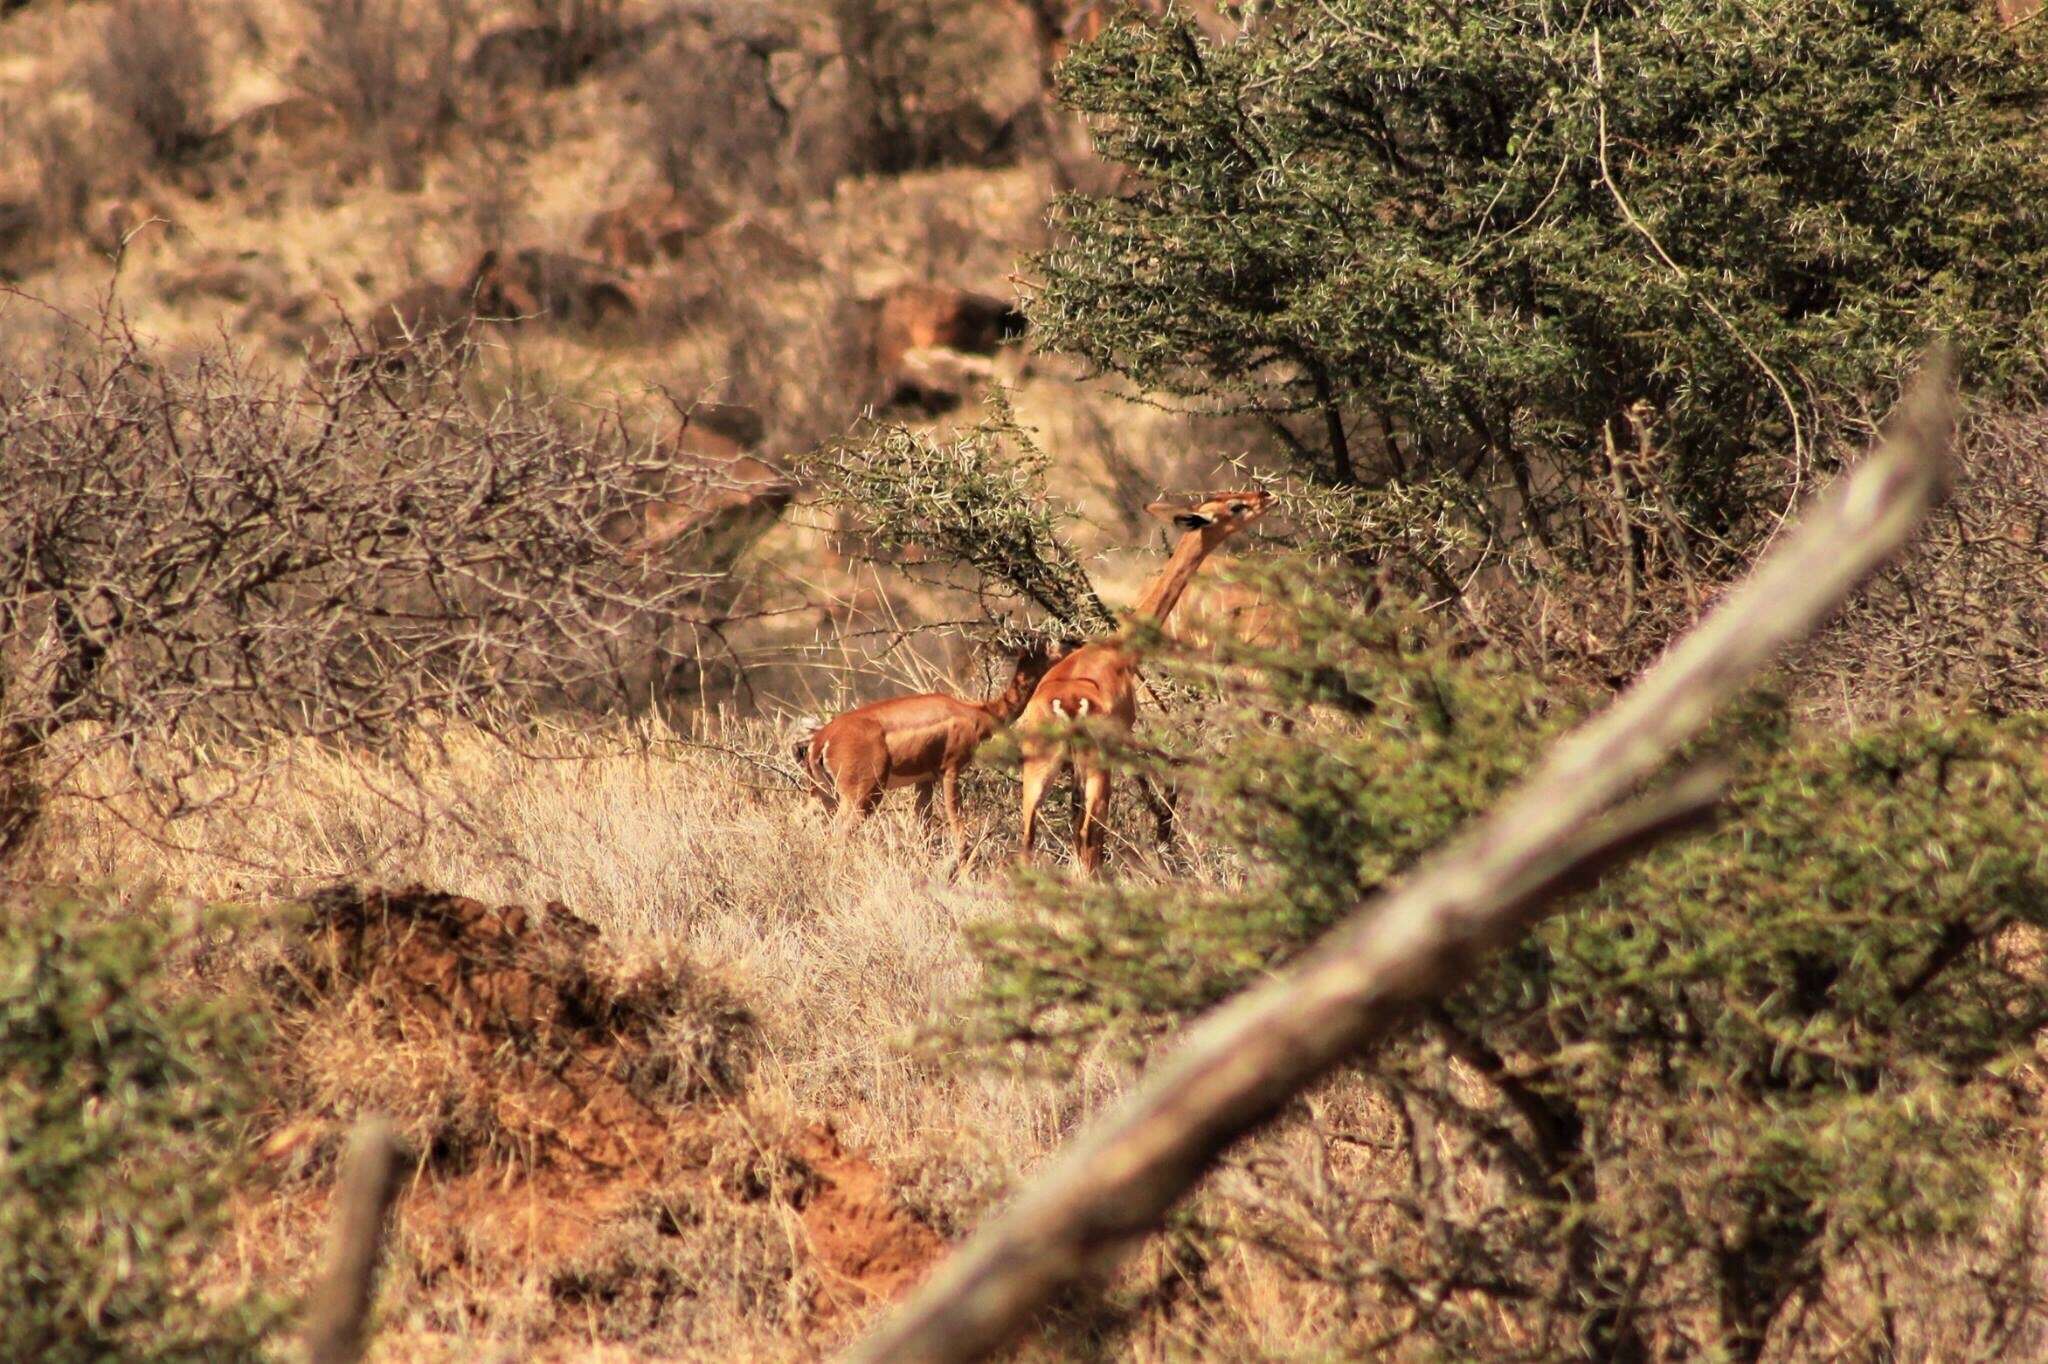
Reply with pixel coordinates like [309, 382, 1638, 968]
[302, 1118, 406, 1364]
[0, 325, 763, 861]
[844, 348, 1956, 1364]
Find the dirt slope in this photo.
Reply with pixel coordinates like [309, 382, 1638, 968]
[250, 884, 945, 1359]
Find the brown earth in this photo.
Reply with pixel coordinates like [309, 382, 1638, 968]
[790, 1122, 951, 1323]
[252, 884, 946, 1352]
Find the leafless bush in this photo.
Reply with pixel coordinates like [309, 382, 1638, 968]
[294, 0, 471, 180]
[638, 34, 787, 207]
[1432, 401, 2048, 709]
[1806, 405, 2048, 716]
[86, 0, 216, 165]
[827, 0, 1026, 176]
[0, 322, 747, 865]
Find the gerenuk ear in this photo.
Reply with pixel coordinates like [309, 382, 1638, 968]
[1146, 501, 1215, 529]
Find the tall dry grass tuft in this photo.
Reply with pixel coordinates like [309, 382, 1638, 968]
[38, 719, 1119, 1208]
[87, 0, 216, 166]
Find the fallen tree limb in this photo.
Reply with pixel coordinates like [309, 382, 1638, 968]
[303, 1118, 406, 1364]
[844, 351, 1956, 1364]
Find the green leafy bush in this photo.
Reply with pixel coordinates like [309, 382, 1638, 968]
[956, 563, 2048, 1357]
[800, 392, 1117, 635]
[1034, 2, 2048, 538]
[0, 889, 274, 1363]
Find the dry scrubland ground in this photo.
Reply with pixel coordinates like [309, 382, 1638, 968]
[0, 2, 1284, 1353]
[9, 1, 2048, 1360]
[36, 719, 2037, 1360]
[37, 726, 1371, 1360]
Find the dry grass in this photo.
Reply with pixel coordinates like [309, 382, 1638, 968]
[32, 713, 2046, 1361]
[40, 719, 1066, 1144]
[32, 717, 1394, 1359]
[34, 722, 1112, 1347]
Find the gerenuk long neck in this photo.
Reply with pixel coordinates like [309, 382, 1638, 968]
[1126, 530, 1217, 631]
[978, 656, 1052, 723]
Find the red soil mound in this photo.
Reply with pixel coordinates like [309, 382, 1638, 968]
[792, 1122, 949, 1320]
[255, 883, 945, 1348]
[274, 884, 746, 1172]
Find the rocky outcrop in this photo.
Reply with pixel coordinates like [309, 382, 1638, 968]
[860, 282, 1027, 412]
[581, 192, 714, 270]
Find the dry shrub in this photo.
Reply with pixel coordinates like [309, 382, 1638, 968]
[86, 0, 216, 165]
[0, 327, 715, 867]
[293, 0, 472, 181]
[638, 30, 789, 208]
[1806, 405, 2048, 717]
[1448, 401, 2048, 708]
[826, 0, 1032, 176]
[1269, 403, 2048, 709]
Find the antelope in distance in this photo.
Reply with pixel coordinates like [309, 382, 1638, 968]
[1018, 488, 1275, 876]
[798, 638, 1071, 857]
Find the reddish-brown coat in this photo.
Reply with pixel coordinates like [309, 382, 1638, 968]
[1017, 489, 1274, 874]
[800, 643, 1066, 855]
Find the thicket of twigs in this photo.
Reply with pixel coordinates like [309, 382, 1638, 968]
[0, 324, 742, 865]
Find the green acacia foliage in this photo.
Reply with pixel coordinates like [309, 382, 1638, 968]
[0, 891, 274, 1363]
[800, 392, 1116, 634]
[958, 563, 2048, 1358]
[1034, 1, 2048, 527]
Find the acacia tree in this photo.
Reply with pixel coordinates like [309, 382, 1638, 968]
[799, 394, 1116, 636]
[1032, 1, 2048, 540]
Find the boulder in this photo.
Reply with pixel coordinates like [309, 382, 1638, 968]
[864, 282, 1027, 374]
[580, 193, 713, 270]
[465, 18, 643, 90]
[860, 282, 1027, 411]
